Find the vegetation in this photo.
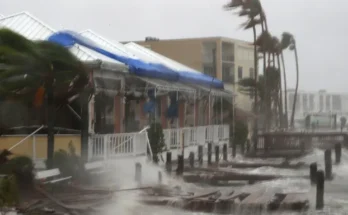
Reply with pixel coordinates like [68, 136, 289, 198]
[224, 0, 298, 131]
[0, 175, 19, 207]
[340, 116, 347, 132]
[0, 29, 91, 167]
[147, 122, 165, 163]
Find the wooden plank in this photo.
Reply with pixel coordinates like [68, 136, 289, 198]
[239, 191, 275, 205]
[279, 193, 309, 210]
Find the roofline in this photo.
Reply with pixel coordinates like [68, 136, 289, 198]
[122, 36, 252, 46]
[0, 11, 56, 32]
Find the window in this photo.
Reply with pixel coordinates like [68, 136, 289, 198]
[222, 63, 234, 83]
[309, 94, 315, 110]
[319, 95, 323, 111]
[202, 41, 217, 63]
[238, 66, 243, 79]
[303, 94, 308, 112]
[249, 68, 254, 79]
[332, 95, 342, 111]
[203, 64, 215, 77]
[221, 42, 234, 62]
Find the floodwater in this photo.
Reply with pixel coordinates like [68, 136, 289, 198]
[98, 148, 348, 215]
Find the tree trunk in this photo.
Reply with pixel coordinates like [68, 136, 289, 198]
[277, 54, 284, 128]
[261, 22, 267, 132]
[280, 52, 288, 129]
[80, 90, 89, 162]
[252, 25, 258, 152]
[290, 46, 299, 128]
[46, 83, 55, 169]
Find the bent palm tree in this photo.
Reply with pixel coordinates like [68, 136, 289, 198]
[281, 32, 299, 128]
[0, 29, 90, 167]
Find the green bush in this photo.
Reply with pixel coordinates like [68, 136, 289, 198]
[147, 122, 165, 163]
[0, 156, 34, 189]
[0, 175, 19, 207]
[47, 142, 88, 183]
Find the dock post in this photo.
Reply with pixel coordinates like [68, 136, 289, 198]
[207, 143, 212, 166]
[324, 149, 332, 180]
[316, 170, 325, 210]
[166, 151, 172, 174]
[309, 162, 317, 184]
[176, 155, 184, 176]
[198, 145, 203, 166]
[135, 162, 142, 184]
[158, 171, 162, 184]
[189, 152, 195, 168]
[335, 143, 342, 164]
[215, 145, 219, 163]
[222, 144, 228, 161]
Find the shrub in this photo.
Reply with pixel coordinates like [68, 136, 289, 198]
[147, 122, 165, 163]
[0, 156, 34, 189]
[0, 175, 19, 207]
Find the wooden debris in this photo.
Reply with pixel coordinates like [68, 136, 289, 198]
[219, 161, 306, 169]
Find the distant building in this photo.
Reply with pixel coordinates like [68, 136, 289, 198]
[286, 89, 348, 128]
[128, 37, 256, 112]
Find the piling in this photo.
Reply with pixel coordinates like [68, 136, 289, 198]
[135, 162, 142, 184]
[324, 149, 332, 180]
[215, 145, 219, 163]
[158, 171, 162, 184]
[189, 152, 195, 168]
[335, 143, 342, 164]
[222, 144, 228, 161]
[176, 155, 184, 176]
[166, 152, 172, 173]
[309, 162, 317, 184]
[316, 170, 325, 210]
[198, 145, 203, 166]
[207, 143, 212, 166]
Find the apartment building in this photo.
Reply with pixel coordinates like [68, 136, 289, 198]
[286, 89, 348, 126]
[132, 37, 255, 112]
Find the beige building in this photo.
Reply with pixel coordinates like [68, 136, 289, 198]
[132, 37, 255, 112]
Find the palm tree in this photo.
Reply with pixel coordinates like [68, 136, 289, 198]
[0, 29, 89, 167]
[224, 0, 263, 148]
[281, 32, 299, 128]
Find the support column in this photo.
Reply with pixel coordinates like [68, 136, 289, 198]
[178, 102, 185, 128]
[195, 100, 199, 126]
[114, 96, 123, 133]
[161, 96, 168, 129]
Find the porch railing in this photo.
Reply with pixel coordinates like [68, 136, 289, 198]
[88, 124, 230, 161]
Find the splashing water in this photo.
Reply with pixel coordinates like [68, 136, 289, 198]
[98, 148, 348, 215]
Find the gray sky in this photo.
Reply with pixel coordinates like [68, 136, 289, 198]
[1, 0, 347, 92]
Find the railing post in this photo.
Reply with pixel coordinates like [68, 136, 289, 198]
[316, 170, 325, 210]
[198, 145, 203, 166]
[32, 135, 36, 161]
[207, 143, 212, 166]
[135, 162, 142, 185]
[324, 149, 332, 180]
[103, 135, 108, 161]
[335, 143, 342, 164]
[222, 144, 227, 161]
[215, 145, 219, 163]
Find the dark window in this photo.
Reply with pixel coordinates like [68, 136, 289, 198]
[203, 64, 215, 77]
[222, 63, 234, 83]
[238, 66, 243, 79]
[249, 68, 254, 79]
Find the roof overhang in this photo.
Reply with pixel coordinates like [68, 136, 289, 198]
[137, 77, 196, 94]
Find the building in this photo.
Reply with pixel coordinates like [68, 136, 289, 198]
[286, 89, 348, 128]
[130, 37, 255, 112]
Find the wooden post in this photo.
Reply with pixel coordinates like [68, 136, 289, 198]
[335, 143, 342, 164]
[158, 171, 162, 184]
[198, 145, 203, 166]
[189, 152, 195, 168]
[176, 155, 184, 176]
[324, 149, 332, 180]
[316, 170, 325, 210]
[215, 145, 219, 163]
[135, 162, 142, 184]
[309, 162, 317, 184]
[222, 144, 227, 161]
[207, 143, 212, 166]
[166, 152, 172, 173]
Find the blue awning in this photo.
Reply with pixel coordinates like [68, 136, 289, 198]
[47, 30, 179, 81]
[178, 71, 224, 89]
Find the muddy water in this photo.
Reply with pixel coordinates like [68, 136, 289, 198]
[99, 148, 348, 215]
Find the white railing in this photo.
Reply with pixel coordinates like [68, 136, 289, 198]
[163, 124, 229, 149]
[88, 124, 229, 161]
